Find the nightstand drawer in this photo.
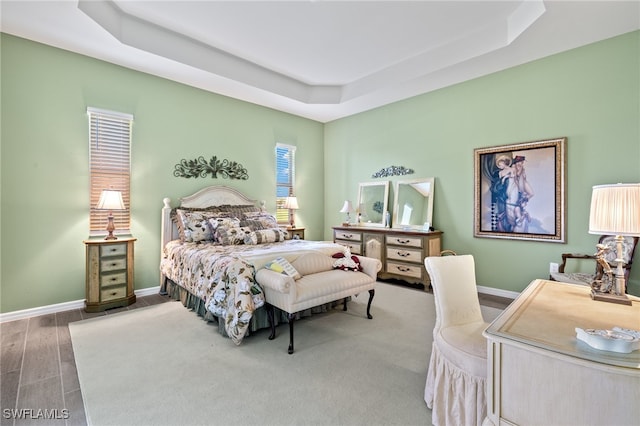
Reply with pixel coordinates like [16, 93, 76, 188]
[386, 235, 423, 248]
[101, 286, 127, 302]
[386, 261, 423, 279]
[335, 230, 362, 242]
[100, 243, 127, 257]
[100, 272, 127, 287]
[101, 258, 126, 272]
[386, 247, 423, 263]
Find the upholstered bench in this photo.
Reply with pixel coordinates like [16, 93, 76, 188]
[255, 252, 382, 354]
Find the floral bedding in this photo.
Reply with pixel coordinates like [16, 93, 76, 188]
[160, 239, 346, 344]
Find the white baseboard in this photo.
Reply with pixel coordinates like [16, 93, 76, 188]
[477, 285, 519, 300]
[0, 286, 161, 323]
[1, 284, 517, 323]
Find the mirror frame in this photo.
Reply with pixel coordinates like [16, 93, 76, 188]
[356, 181, 390, 227]
[392, 177, 435, 231]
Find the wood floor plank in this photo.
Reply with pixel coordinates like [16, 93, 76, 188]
[20, 315, 59, 386]
[63, 389, 87, 426]
[16, 376, 66, 426]
[0, 319, 27, 374]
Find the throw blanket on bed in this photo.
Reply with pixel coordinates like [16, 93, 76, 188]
[160, 240, 346, 344]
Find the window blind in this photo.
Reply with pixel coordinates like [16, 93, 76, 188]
[88, 107, 133, 234]
[275, 143, 296, 224]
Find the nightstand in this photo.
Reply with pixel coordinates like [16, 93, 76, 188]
[84, 237, 136, 312]
[287, 227, 305, 240]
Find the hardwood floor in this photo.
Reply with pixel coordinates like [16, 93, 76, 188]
[0, 290, 511, 426]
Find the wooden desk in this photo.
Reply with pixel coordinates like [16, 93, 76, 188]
[483, 279, 639, 426]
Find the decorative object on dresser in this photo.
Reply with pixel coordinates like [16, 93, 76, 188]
[283, 196, 299, 228]
[424, 255, 488, 426]
[333, 226, 442, 290]
[339, 200, 354, 225]
[587, 183, 640, 305]
[392, 177, 435, 231]
[474, 137, 567, 242]
[84, 237, 136, 312]
[173, 155, 249, 180]
[356, 181, 389, 227]
[96, 190, 125, 240]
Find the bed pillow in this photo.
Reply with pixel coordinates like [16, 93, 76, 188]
[175, 209, 228, 243]
[263, 257, 301, 280]
[215, 226, 252, 245]
[207, 216, 240, 232]
[241, 212, 279, 230]
[244, 228, 287, 245]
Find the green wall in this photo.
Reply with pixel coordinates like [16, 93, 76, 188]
[325, 30, 640, 295]
[0, 34, 324, 313]
[1, 30, 639, 313]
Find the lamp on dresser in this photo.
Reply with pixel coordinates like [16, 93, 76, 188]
[339, 200, 354, 225]
[283, 196, 299, 229]
[588, 183, 640, 305]
[97, 190, 125, 240]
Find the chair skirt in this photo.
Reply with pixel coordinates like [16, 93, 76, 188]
[425, 342, 486, 426]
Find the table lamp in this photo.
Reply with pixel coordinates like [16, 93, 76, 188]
[97, 190, 126, 240]
[588, 183, 640, 305]
[283, 196, 299, 229]
[340, 200, 354, 225]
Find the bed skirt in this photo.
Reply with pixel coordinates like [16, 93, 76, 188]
[161, 278, 347, 339]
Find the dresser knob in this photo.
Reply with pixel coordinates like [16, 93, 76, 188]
[397, 251, 410, 257]
[396, 239, 410, 245]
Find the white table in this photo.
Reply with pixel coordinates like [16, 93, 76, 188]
[483, 279, 640, 426]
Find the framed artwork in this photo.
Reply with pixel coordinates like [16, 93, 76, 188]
[474, 137, 567, 242]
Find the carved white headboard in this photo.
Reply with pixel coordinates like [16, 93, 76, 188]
[161, 185, 265, 250]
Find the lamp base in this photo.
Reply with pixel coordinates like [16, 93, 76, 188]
[590, 289, 632, 306]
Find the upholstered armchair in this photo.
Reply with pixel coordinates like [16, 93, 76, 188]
[550, 235, 638, 292]
[424, 255, 488, 426]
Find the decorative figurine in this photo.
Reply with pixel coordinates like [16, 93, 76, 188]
[591, 243, 614, 294]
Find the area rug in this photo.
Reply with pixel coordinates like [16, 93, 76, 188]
[70, 283, 502, 426]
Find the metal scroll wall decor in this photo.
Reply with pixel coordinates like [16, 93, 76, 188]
[174, 155, 249, 180]
[371, 165, 414, 178]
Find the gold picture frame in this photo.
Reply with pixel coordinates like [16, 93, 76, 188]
[474, 137, 567, 242]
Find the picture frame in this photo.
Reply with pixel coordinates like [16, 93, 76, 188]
[474, 137, 566, 242]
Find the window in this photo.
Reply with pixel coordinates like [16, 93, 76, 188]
[88, 107, 133, 235]
[275, 143, 296, 224]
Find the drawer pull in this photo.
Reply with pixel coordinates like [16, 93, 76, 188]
[344, 234, 353, 238]
[110, 248, 118, 252]
[395, 239, 411, 245]
[111, 262, 118, 267]
[396, 250, 411, 257]
[110, 277, 118, 282]
[397, 266, 411, 272]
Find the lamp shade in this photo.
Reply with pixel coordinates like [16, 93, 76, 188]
[588, 183, 640, 236]
[283, 196, 299, 210]
[97, 190, 125, 211]
[340, 200, 354, 213]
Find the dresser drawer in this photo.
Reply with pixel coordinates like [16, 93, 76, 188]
[386, 261, 423, 279]
[101, 286, 127, 302]
[100, 272, 127, 287]
[335, 230, 362, 242]
[386, 235, 423, 248]
[336, 241, 362, 255]
[386, 247, 423, 264]
[100, 243, 127, 257]
[101, 258, 126, 272]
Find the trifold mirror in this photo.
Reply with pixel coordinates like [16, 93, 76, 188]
[392, 177, 435, 231]
[357, 181, 390, 227]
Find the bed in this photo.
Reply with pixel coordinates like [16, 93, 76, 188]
[159, 185, 357, 344]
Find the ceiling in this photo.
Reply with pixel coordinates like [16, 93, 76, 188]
[2, 1, 639, 122]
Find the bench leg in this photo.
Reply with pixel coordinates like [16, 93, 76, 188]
[266, 304, 276, 340]
[366, 289, 375, 319]
[343, 297, 348, 311]
[288, 313, 296, 354]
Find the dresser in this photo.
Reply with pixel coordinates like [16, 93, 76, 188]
[332, 226, 442, 289]
[483, 279, 640, 425]
[84, 237, 136, 312]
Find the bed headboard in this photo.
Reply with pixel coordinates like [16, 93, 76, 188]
[161, 185, 266, 250]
